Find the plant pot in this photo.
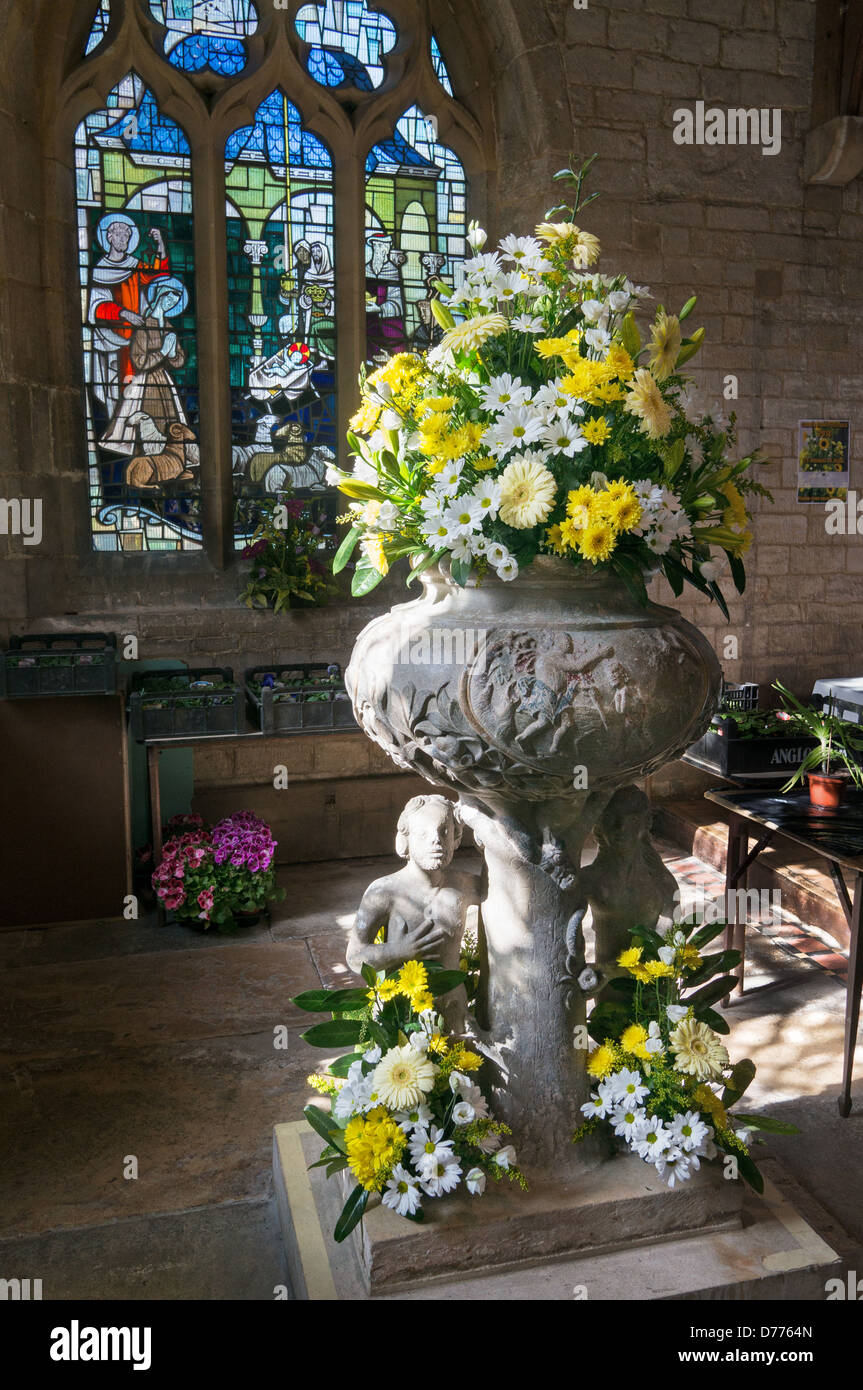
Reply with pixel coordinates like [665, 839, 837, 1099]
[345, 556, 722, 1172]
[807, 772, 845, 808]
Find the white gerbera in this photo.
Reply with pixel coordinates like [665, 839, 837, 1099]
[437, 311, 507, 359]
[669, 1019, 729, 1080]
[372, 1044, 437, 1111]
[497, 456, 557, 528]
[382, 1165, 423, 1216]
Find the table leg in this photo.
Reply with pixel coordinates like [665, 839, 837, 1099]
[148, 746, 164, 924]
[838, 872, 863, 1118]
[723, 816, 747, 1003]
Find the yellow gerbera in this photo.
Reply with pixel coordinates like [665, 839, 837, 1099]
[624, 368, 672, 440]
[647, 310, 682, 382]
[578, 519, 617, 564]
[498, 457, 557, 529]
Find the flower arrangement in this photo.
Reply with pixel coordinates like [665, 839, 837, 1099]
[574, 917, 796, 1191]
[330, 157, 771, 617]
[151, 811, 284, 930]
[240, 497, 335, 612]
[294, 959, 526, 1243]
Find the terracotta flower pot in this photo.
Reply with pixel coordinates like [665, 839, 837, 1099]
[807, 772, 845, 809]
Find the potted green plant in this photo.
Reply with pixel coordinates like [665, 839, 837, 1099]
[151, 812, 285, 931]
[773, 680, 863, 808]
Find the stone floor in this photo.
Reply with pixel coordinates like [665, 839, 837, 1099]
[1, 841, 862, 1299]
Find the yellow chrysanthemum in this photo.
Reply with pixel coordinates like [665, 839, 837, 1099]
[643, 959, 675, 979]
[345, 1107, 407, 1191]
[572, 228, 601, 268]
[670, 1019, 729, 1081]
[398, 961, 428, 997]
[362, 534, 389, 576]
[417, 395, 456, 417]
[620, 1023, 651, 1061]
[438, 312, 508, 357]
[349, 399, 382, 434]
[581, 416, 611, 446]
[694, 1084, 729, 1131]
[617, 946, 643, 971]
[566, 484, 598, 519]
[498, 457, 557, 529]
[624, 368, 672, 440]
[587, 1043, 616, 1079]
[427, 1034, 448, 1055]
[721, 482, 748, 530]
[458, 1050, 483, 1072]
[592, 380, 627, 404]
[558, 516, 583, 548]
[647, 310, 682, 383]
[600, 488, 643, 534]
[679, 944, 701, 971]
[411, 990, 435, 1013]
[578, 519, 617, 564]
[535, 336, 573, 360]
[605, 344, 635, 380]
[546, 523, 567, 555]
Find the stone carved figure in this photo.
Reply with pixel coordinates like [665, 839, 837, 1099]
[580, 784, 679, 987]
[346, 795, 481, 1031]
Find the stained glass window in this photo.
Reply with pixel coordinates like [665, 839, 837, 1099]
[365, 108, 467, 365]
[76, 73, 201, 552]
[149, 1, 258, 77]
[295, 0, 397, 90]
[86, 0, 111, 55]
[430, 34, 454, 96]
[226, 91, 337, 550]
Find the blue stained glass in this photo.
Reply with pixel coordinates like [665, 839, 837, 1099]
[86, 0, 111, 54]
[102, 87, 191, 158]
[295, 0, 396, 90]
[430, 34, 454, 96]
[226, 91, 331, 171]
[149, 0, 258, 76]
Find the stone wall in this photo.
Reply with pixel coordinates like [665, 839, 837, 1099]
[1, 0, 861, 703]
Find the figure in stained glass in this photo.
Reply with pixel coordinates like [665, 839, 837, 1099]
[226, 90, 337, 547]
[365, 233, 408, 362]
[77, 75, 200, 551]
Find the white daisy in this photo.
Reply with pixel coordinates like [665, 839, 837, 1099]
[580, 1087, 616, 1121]
[436, 460, 466, 496]
[533, 380, 571, 416]
[541, 417, 589, 458]
[484, 405, 546, 458]
[472, 478, 502, 520]
[421, 516, 459, 548]
[608, 1068, 649, 1107]
[478, 373, 532, 414]
[470, 533, 490, 556]
[611, 1104, 646, 1141]
[420, 1156, 462, 1196]
[409, 1126, 454, 1172]
[499, 233, 543, 263]
[492, 270, 529, 303]
[654, 1148, 692, 1188]
[510, 313, 545, 333]
[670, 1110, 711, 1153]
[382, 1165, 423, 1216]
[443, 495, 484, 536]
[394, 1102, 433, 1133]
[463, 251, 503, 278]
[448, 534, 473, 562]
[632, 1116, 673, 1161]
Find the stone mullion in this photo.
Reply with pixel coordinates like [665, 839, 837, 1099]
[191, 132, 233, 569]
[333, 132, 366, 465]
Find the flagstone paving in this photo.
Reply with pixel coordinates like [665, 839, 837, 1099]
[0, 843, 860, 1298]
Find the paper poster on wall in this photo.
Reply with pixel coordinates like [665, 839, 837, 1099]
[797, 419, 850, 504]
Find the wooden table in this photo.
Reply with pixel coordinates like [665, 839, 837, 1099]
[704, 786, 863, 1117]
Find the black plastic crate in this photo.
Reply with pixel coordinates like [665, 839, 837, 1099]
[0, 633, 117, 699]
[686, 715, 819, 781]
[245, 663, 356, 736]
[129, 667, 243, 743]
[720, 681, 759, 713]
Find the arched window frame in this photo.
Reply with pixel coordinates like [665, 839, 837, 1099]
[54, 0, 494, 569]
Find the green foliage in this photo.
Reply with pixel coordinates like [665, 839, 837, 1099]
[239, 497, 335, 613]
